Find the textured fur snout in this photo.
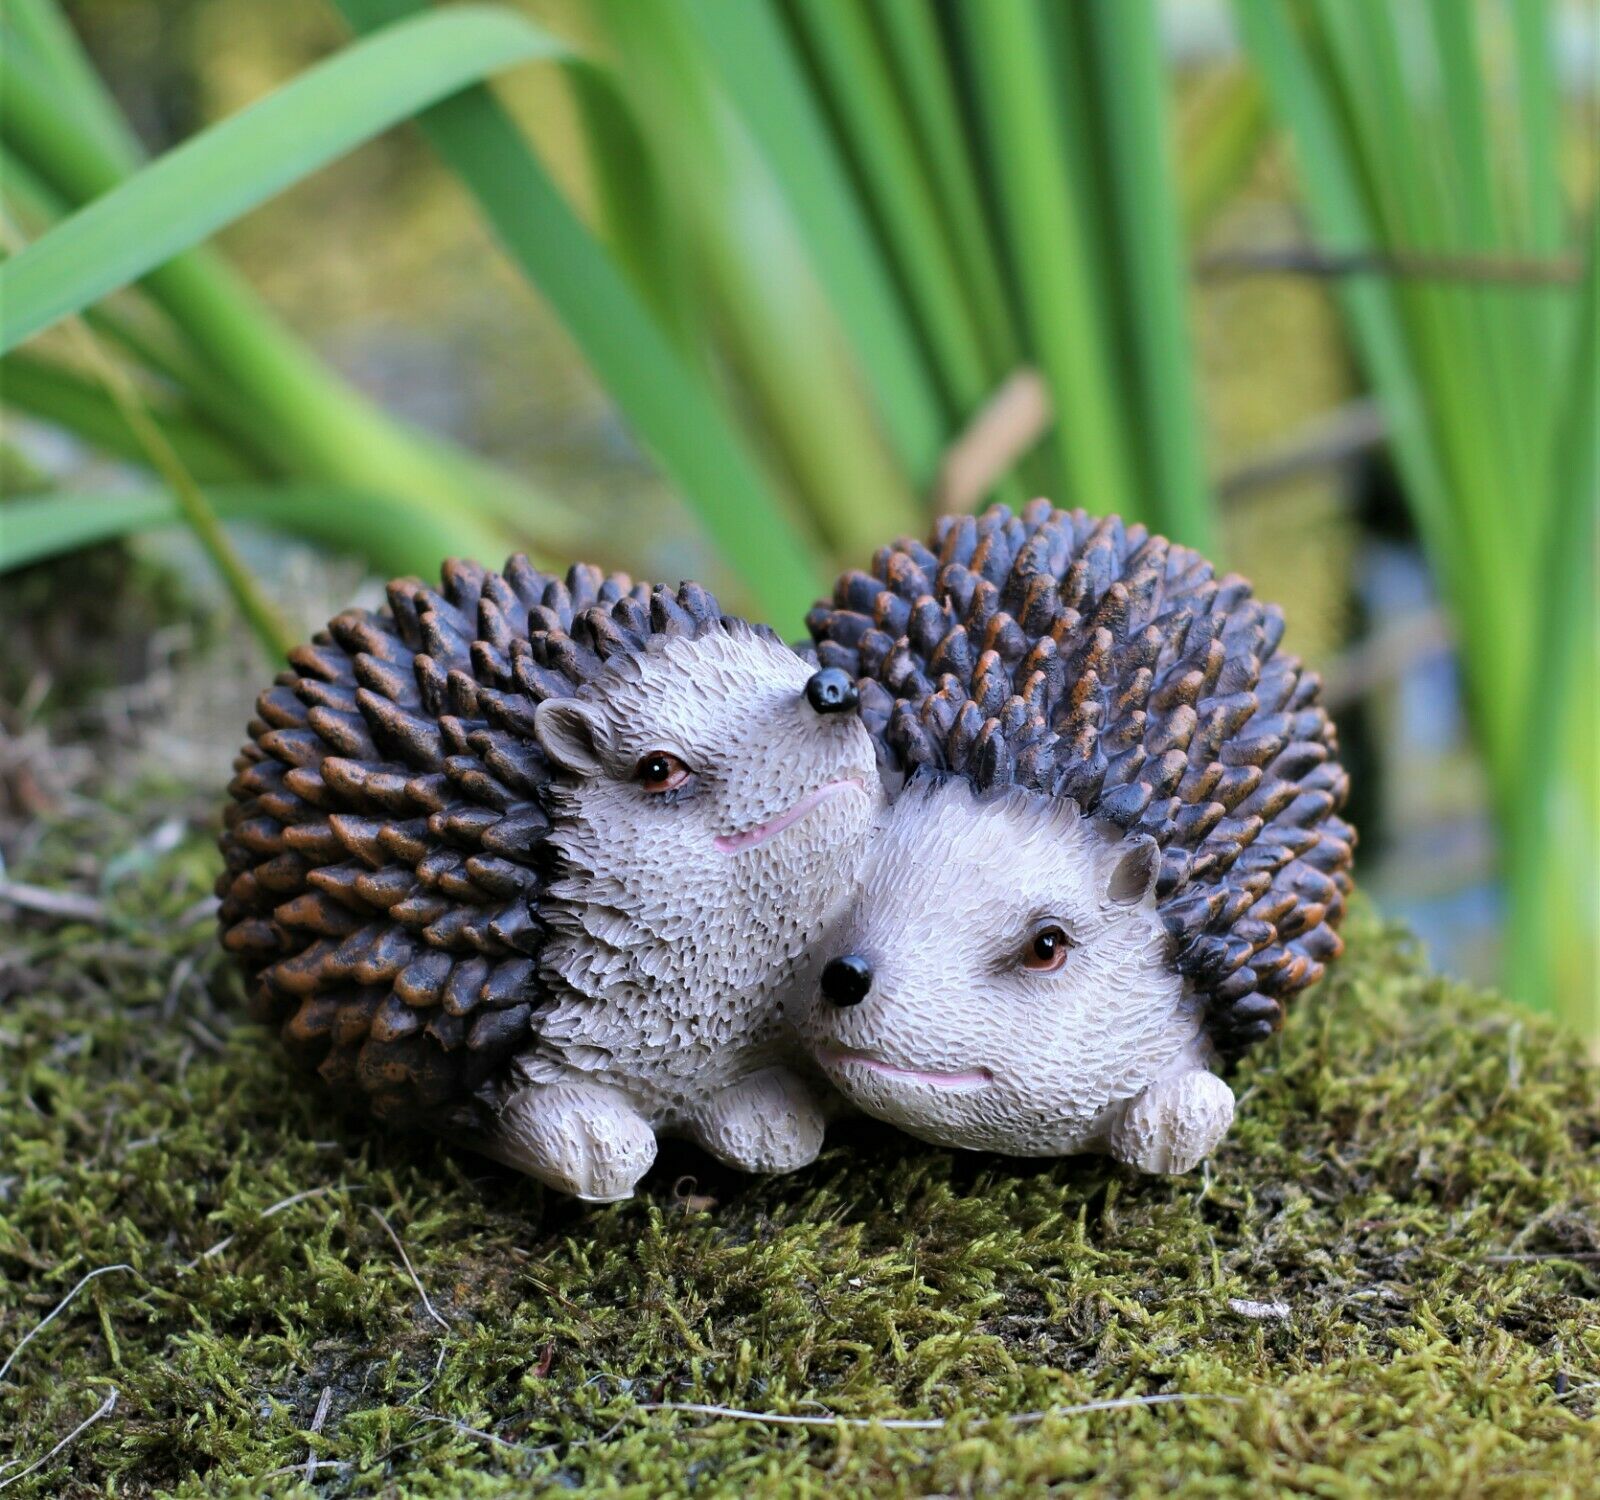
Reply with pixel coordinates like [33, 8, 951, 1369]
[800, 773, 1217, 1160]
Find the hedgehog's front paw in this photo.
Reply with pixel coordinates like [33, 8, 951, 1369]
[488, 1080, 657, 1202]
[1107, 1068, 1234, 1176]
[692, 1066, 826, 1175]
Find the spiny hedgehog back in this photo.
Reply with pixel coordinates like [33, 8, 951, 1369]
[217, 557, 733, 1123]
[807, 501, 1355, 1052]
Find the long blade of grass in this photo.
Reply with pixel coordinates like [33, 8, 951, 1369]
[2, 0, 143, 175]
[783, 0, 991, 420]
[0, 7, 584, 549]
[1243, 0, 1590, 1029]
[873, 0, 1021, 378]
[1179, 67, 1270, 239]
[2, 354, 258, 483]
[775, 0, 1029, 513]
[1439, 0, 1565, 507]
[0, 482, 516, 579]
[1424, 0, 1538, 545]
[677, 0, 947, 490]
[1, 145, 294, 475]
[51, 303, 295, 658]
[3, 160, 287, 657]
[1241, 0, 1516, 791]
[1326, 0, 1519, 601]
[1083, 0, 1213, 551]
[1509, 0, 1564, 372]
[1506, 208, 1600, 1026]
[1232, 8, 1459, 585]
[0, 7, 572, 351]
[1024, 0, 1113, 507]
[1340, 0, 1532, 740]
[1510, 0, 1564, 251]
[563, 58, 699, 358]
[590, 0, 922, 564]
[959, 0, 1137, 520]
[336, 0, 833, 622]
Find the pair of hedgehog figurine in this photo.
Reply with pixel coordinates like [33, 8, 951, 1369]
[219, 503, 1354, 1201]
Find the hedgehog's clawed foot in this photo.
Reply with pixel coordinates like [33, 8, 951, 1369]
[691, 1066, 826, 1175]
[484, 1080, 657, 1202]
[1107, 1067, 1235, 1176]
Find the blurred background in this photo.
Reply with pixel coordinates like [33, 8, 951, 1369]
[1, 0, 1595, 1039]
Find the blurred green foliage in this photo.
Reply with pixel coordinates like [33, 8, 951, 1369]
[1236, 0, 1597, 1040]
[0, 0, 1593, 1030]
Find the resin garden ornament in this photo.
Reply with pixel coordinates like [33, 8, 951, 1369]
[219, 508, 1353, 1199]
[218, 558, 881, 1201]
[803, 502, 1355, 1175]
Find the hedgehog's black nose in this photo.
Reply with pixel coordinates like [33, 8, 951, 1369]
[821, 954, 873, 1007]
[805, 667, 859, 716]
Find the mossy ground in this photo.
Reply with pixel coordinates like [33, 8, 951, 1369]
[0, 784, 1595, 1498]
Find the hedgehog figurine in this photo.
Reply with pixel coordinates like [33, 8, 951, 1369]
[797, 502, 1354, 1175]
[218, 557, 881, 1200]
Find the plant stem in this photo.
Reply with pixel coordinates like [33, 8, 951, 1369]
[960, 0, 1138, 522]
[65, 319, 295, 660]
[0, 12, 585, 553]
[0, 201, 291, 662]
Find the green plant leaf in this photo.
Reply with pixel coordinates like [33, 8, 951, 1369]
[1237, 0, 1592, 1030]
[1, 5, 583, 551]
[584, 0, 922, 565]
[2, 0, 144, 176]
[784, 0, 991, 423]
[1505, 207, 1599, 1025]
[0, 6, 571, 353]
[563, 56, 699, 358]
[335, 0, 835, 626]
[2, 354, 258, 483]
[0, 483, 516, 579]
[678, 0, 947, 490]
[1083, 0, 1213, 550]
[873, 0, 1022, 379]
[959, 0, 1137, 521]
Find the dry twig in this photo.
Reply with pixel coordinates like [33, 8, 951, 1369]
[0, 1389, 118, 1493]
[304, 1385, 334, 1486]
[0, 1265, 135, 1384]
[183, 1186, 347, 1270]
[1485, 1251, 1600, 1263]
[416, 1414, 546, 1457]
[639, 1392, 1242, 1431]
[0, 879, 107, 925]
[262, 1459, 350, 1480]
[933, 368, 1052, 515]
[370, 1208, 449, 1332]
[1227, 1298, 1292, 1322]
[1198, 245, 1582, 284]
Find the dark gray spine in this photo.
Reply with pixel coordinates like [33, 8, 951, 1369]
[217, 558, 729, 1122]
[807, 501, 1355, 1053]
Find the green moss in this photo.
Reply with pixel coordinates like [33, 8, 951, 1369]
[1, 786, 1595, 1497]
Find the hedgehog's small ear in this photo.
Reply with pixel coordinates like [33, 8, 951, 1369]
[534, 697, 609, 777]
[1104, 834, 1159, 907]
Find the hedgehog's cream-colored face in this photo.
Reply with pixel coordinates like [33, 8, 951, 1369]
[533, 625, 881, 1001]
[797, 775, 1204, 1155]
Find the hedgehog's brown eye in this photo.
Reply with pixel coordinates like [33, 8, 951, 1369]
[1023, 925, 1074, 973]
[635, 752, 691, 793]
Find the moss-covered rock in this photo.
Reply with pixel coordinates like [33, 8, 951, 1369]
[1, 787, 1595, 1497]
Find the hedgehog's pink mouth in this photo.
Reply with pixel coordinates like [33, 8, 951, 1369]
[714, 777, 865, 854]
[818, 1046, 994, 1092]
